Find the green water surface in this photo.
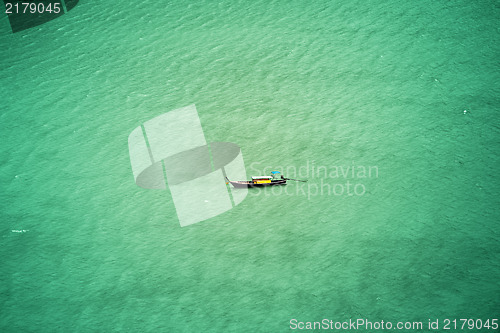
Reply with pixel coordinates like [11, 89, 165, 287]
[1, 1, 499, 332]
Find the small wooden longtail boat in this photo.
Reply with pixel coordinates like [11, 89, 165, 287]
[226, 171, 306, 188]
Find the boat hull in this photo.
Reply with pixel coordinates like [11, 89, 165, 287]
[229, 179, 287, 188]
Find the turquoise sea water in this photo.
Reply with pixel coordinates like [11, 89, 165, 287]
[1, 1, 499, 332]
